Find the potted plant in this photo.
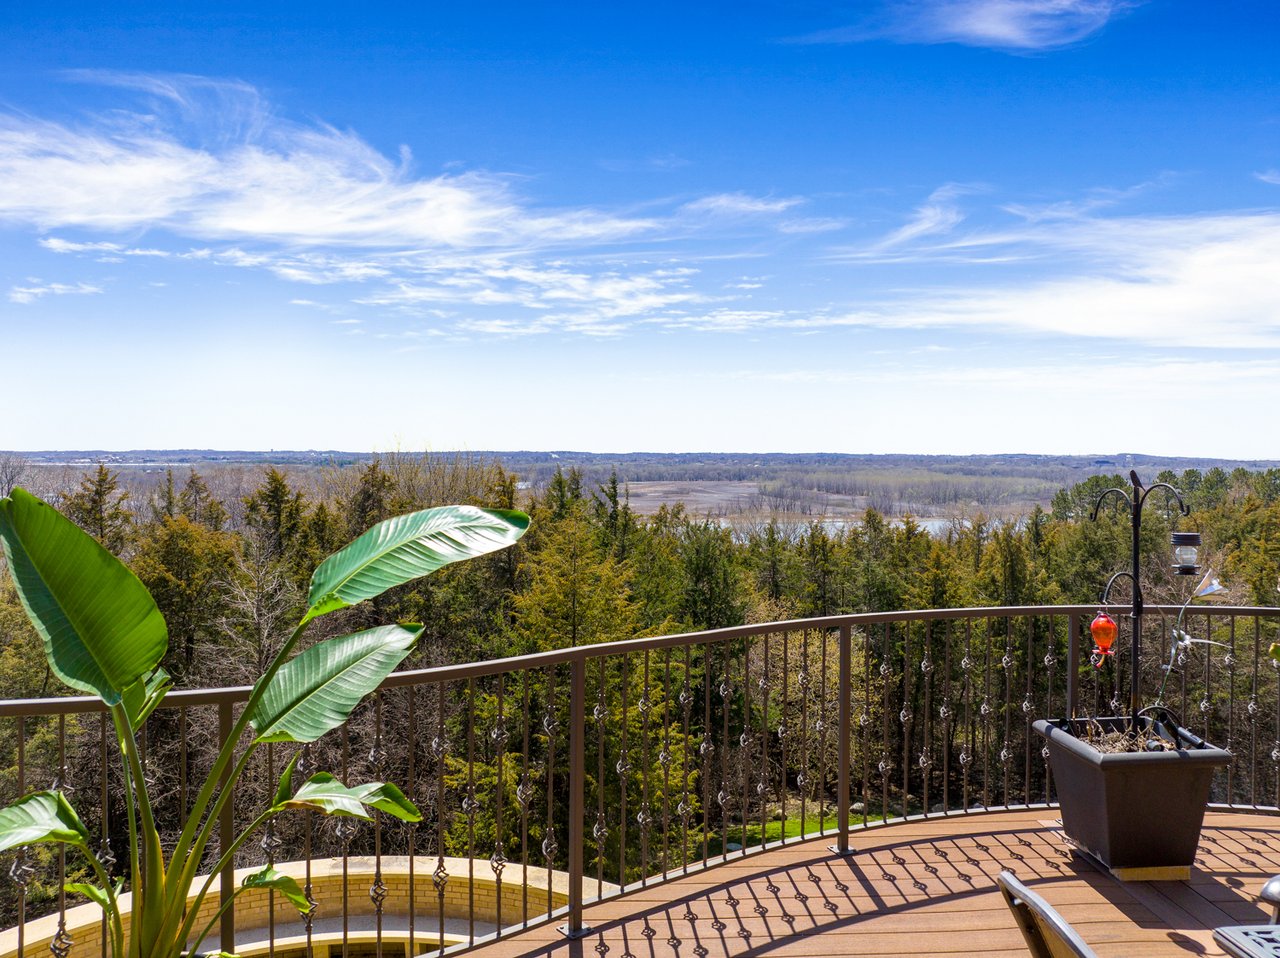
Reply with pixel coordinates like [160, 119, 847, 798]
[1034, 472, 1230, 881]
[0, 487, 528, 958]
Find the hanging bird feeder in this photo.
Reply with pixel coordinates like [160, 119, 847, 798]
[1090, 610, 1117, 667]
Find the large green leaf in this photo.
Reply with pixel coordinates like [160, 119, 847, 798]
[248, 625, 422, 743]
[0, 792, 90, 853]
[274, 773, 421, 822]
[304, 506, 529, 623]
[243, 866, 311, 915]
[0, 489, 167, 704]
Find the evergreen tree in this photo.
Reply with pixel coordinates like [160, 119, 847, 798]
[132, 516, 238, 679]
[61, 464, 132, 554]
[592, 470, 638, 561]
[151, 468, 179, 522]
[346, 459, 394, 538]
[678, 518, 745, 630]
[243, 468, 307, 564]
[543, 466, 585, 520]
[179, 469, 229, 530]
[513, 505, 643, 649]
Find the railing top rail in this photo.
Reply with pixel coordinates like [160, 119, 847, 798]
[2, 603, 1276, 718]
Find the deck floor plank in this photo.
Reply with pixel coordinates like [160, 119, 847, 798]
[468, 810, 1280, 958]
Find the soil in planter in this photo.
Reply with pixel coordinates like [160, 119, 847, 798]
[1076, 722, 1178, 754]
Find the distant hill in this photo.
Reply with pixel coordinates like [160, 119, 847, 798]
[13, 449, 1280, 522]
[13, 449, 1280, 482]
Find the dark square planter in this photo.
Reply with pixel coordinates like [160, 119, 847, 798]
[1034, 716, 1231, 881]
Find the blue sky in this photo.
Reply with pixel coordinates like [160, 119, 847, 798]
[1, 2, 1277, 455]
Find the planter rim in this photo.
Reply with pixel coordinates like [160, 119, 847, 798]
[1033, 717, 1232, 768]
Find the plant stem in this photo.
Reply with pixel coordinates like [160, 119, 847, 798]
[80, 844, 125, 958]
[156, 745, 259, 952]
[167, 619, 308, 881]
[170, 807, 277, 952]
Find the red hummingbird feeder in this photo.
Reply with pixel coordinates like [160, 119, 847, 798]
[1090, 610, 1117, 667]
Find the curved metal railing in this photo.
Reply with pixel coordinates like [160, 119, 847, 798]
[1, 603, 1278, 956]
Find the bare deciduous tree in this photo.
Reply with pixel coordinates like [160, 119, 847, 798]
[0, 453, 29, 497]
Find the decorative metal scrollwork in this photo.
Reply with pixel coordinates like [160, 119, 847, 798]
[334, 817, 358, 845]
[369, 874, 388, 909]
[490, 716, 510, 748]
[96, 838, 116, 875]
[9, 855, 34, 888]
[489, 848, 508, 876]
[50, 923, 73, 958]
[432, 858, 449, 893]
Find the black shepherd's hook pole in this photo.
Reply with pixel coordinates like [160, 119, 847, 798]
[1091, 470, 1190, 730]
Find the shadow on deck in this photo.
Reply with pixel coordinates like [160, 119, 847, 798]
[470, 809, 1280, 958]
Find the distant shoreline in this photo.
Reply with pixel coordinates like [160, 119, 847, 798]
[10, 450, 1280, 470]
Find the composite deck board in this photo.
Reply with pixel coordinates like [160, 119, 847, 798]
[468, 809, 1280, 958]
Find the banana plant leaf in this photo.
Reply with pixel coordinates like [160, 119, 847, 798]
[65, 879, 122, 912]
[0, 791, 90, 853]
[122, 668, 172, 730]
[242, 866, 311, 914]
[0, 489, 167, 704]
[303, 505, 528, 624]
[248, 624, 422, 743]
[275, 773, 420, 822]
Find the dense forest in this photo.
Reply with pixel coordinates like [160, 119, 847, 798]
[2, 452, 1279, 929]
[4, 451, 1278, 699]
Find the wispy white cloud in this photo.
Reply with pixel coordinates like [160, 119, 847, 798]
[799, 1, 1137, 51]
[778, 217, 850, 234]
[599, 153, 691, 173]
[40, 237, 171, 257]
[681, 193, 804, 216]
[9, 280, 102, 304]
[1257, 170, 1280, 186]
[354, 259, 704, 335]
[1001, 174, 1173, 222]
[8, 74, 833, 336]
[824, 210, 1280, 348]
[854, 183, 980, 255]
[0, 74, 655, 248]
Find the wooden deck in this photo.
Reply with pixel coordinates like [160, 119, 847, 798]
[469, 809, 1280, 958]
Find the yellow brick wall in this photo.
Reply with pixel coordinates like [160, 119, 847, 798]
[0, 858, 617, 958]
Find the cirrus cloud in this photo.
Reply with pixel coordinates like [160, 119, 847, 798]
[799, 0, 1139, 52]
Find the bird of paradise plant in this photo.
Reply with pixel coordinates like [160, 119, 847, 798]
[0, 487, 529, 958]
